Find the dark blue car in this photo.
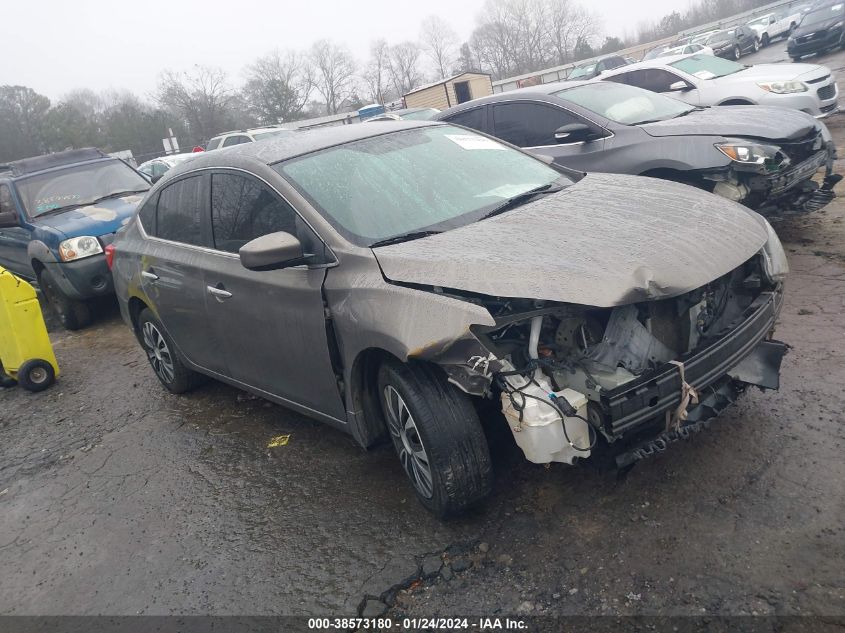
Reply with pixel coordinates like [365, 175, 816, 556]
[0, 148, 150, 329]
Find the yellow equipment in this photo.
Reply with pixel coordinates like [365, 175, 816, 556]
[0, 266, 59, 391]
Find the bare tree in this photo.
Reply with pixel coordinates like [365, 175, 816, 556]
[156, 65, 234, 139]
[362, 39, 391, 104]
[386, 42, 424, 97]
[309, 40, 356, 115]
[547, 0, 600, 65]
[243, 50, 312, 124]
[420, 15, 458, 79]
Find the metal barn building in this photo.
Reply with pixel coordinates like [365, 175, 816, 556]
[403, 72, 493, 110]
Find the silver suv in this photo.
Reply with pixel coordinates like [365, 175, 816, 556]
[205, 127, 293, 150]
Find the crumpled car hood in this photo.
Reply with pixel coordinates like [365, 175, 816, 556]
[372, 173, 768, 308]
[642, 105, 819, 141]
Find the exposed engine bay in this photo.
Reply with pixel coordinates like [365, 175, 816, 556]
[463, 255, 786, 466]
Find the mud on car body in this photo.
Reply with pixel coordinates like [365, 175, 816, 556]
[0, 148, 150, 329]
[110, 122, 788, 517]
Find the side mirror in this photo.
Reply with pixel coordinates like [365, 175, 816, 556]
[0, 210, 19, 228]
[554, 122, 598, 142]
[150, 174, 163, 184]
[769, 17, 776, 24]
[669, 80, 692, 91]
[239, 231, 304, 271]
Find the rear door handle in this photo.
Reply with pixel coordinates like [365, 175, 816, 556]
[141, 270, 159, 281]
[207, 285, 232, 299]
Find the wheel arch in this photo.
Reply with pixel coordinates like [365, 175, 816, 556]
[717, 98, 757, 106]
[346, 346, 399, 448]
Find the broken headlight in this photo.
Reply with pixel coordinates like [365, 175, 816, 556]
[716, 140, 786, 173]
[757, 80, 807, 94]
[759, 218, 789, 283]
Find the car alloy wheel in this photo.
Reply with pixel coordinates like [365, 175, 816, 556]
[734, 45, 742, 60]
[383, 384, 434, 499]
[755, 37, 761, 51]
[142, 321, 175, 384]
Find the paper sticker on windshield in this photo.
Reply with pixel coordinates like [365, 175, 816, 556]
[831, 4, 842, 9]
[693, 70, 716, 79]
[445, 134, 506, 150]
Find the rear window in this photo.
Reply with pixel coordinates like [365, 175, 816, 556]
[206, 137, 223, 151]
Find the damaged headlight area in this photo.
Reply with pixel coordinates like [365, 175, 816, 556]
[716, 140, 788, 174]
[454, 255, 786, 467]
[759, 218, 789, 283]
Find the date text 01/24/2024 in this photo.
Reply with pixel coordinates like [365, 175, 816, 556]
[307, 617, 528, 630]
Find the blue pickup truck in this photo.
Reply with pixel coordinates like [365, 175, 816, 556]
[0, 148, 150, 329]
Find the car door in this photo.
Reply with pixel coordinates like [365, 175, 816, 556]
[202, 170, 345, 419]
[489, 100, 608, 170]
[738, 26, 755, 51]
[140, 174, 227, 375]
[0, 183, 34, 276]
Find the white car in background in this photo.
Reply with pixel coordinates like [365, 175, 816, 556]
[643, 42, 715, 60]
[748, 11, 802, 46]
[600, 53, 839, 117]
[137, 152, 200, 182]
[205, 126, 294, 151]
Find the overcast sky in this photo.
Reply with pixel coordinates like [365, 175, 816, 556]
[1, 0, 686, 100]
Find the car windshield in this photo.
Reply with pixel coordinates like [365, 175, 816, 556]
[568, 64, 596, 79]
[276, 125, 569, 246]
[252, 129, 293, 141]
[802, 3, 844, 25]
[556, 82, 695, 125]
[670, 54, 745, 79]
[16, 160, 150, 217]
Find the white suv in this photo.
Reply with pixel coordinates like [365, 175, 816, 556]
[205, 127, 293, 151]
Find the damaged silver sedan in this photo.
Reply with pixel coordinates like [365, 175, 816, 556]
[110, 121, 789, 517]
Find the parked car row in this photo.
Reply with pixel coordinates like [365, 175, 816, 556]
[0, 28, 838, 518]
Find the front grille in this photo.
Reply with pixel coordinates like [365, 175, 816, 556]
[821, 102, 839, 113]
[818, 84, 836, 100]
[807, 74, 831, 84]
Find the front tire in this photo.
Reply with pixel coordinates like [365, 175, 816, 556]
[137, 308, 205, 393]
[734, 45, 742, 60]
[761, 33, 769, 47]
[37, 269, 92, 331]
[378, 360, 492, 518]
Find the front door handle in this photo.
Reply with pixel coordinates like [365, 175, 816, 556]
[207, 285, 232, 300]
[141, 270, 159, 281]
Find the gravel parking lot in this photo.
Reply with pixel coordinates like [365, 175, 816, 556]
[1, 38, 844, 622]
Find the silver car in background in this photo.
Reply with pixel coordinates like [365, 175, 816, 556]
[600, 53, 839, 117]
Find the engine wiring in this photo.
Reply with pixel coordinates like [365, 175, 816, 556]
[494, 360, 598, 452]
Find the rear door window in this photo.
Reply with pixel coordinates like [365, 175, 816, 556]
[206, 137, 222, 151]
[492, 102, 580, 147]
[156, 176, 204, 246]
[0, 184, 16, 216]
[614, 69, 684, 93]
[222, 135, 251, 147]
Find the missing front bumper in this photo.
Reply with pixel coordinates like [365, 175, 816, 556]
[614, 338, 787, 468]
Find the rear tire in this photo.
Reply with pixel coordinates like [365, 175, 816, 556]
[37, 269, 92, 331]
[377, 359, 492, 518]
[17, 359, 55, 392]
[137, 308, 205, 394]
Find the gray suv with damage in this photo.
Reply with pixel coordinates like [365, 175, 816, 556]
[111, 122, 789, 517]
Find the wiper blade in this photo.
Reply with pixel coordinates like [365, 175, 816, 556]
[370, 230, 442, 248]
[40, 189, 150, 215]
[480, 183, 562, 221]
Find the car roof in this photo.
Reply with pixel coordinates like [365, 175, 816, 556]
[434, 80, 594, 117]
[168, 120, 442, 174]
[0, 148, 109, 177]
